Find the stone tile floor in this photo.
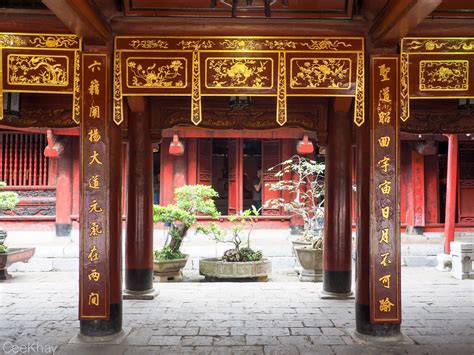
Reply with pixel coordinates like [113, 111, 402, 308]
[0, 267, 473, 354]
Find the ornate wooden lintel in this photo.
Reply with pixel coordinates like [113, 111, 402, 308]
[400, 37, 474, 122]
[114, 36, 365, 127]
[0, 33, 81, 125]
[401, 107, 474, 134]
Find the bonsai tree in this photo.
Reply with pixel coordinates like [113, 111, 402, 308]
[204, 207, 263, 262]
[0, 182, 19, 253]
[153, 184, 222, 261]
[266, 155, 325, 249]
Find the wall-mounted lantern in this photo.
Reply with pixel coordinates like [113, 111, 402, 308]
[169, 134, 184, 156]
[296, 134, 314, 155]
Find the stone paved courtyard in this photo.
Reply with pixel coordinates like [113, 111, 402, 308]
[0, 267, 473, 355]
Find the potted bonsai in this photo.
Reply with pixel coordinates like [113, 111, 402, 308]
[267, 155, 325, 281]
[152, 184, 220, 281]
[199, 207, 272, 281]
[0, 182, 36, 280]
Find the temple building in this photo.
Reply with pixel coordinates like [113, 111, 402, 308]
[0, 0, 473, 340]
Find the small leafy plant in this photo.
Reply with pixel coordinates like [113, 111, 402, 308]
[153, 185, 222, 261]
[205, 207, 263, 262]
[0, 182, 19, 253]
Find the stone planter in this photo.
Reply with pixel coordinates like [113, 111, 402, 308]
[0, 247, 36, 280]
[294, 246, 323, 282]
[199, 258, 272, 281]
[153, 254, 188, 282]
[291, 239, 311, 274]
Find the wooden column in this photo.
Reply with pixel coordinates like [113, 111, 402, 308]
[79, 52, 123, 337]
[55, 138, 73, 236]
[323, 101, 353, 296]
[125, 98, 155, 296]
[444, 134, 458, 254]
[355, 114, 371, 333]
[366, 55, 400, 336]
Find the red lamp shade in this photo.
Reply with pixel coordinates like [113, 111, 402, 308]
[297, 135, 314, 155]
[169, 134, 184, 156]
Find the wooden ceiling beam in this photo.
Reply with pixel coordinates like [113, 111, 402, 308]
[369, 0, 443, 48]
[42, 0, 112, 45]
[110, 17, 367, 37]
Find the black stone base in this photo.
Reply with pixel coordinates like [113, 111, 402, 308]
[80, 302, 122, 337]
[55, 223, 72, 237]
[323, 270, 351, 294]
[125, 268, 154, 292]
[356, 303, 400, 336]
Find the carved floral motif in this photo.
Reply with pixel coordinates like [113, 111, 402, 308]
[290, 58, 351, 89]
[207, 58, 272, 88]
[220, 39, 259, 50]
[405, 39, 474, 52]
[300, 39, 351, 51]
[420, 60, 468, 91]
[7, 55, 69, 86]
[129, 39, 168, 49]
[263, 40, 297, 50]
[177, 40, 214, 51]
[127, 59, 185, 88]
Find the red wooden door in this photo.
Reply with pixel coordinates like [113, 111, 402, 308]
[228, 139, 243, 215]
[261, 140, 281, 216]
[197, 139, 212, 186]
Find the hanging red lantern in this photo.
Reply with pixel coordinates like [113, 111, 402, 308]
[296, 134, 314, 155]
[169, 134, 184, 156]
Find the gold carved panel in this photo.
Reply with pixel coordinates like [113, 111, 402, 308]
[7, 54, 69, 87]
[290, 58, 351, 89]
[125, 57, 187, 88]
[419, 60, 469, 91]
[205, 57, 274, 89]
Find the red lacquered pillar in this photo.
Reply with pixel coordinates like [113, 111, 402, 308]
[444, 134, 458, 254]
[124, 99, 155, 296]
[55, 139, 73, 236]
[323, 106, 353, 296]
[355, 112, 372, 333]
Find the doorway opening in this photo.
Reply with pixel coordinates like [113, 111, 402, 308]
[211, 138, 229, 215]
[243, 139, 262, 211]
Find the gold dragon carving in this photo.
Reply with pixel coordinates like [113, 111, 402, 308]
[191, 51, 202, 125]
[290, 58, 351, 89]
[419, 60, 469, 91]
[8, 55, 68, 86]
[127, 59, 186, 88]
[72, 51, 80, 124]
[207, 58, 272, 88]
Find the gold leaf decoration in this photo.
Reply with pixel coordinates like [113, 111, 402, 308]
[113, 51, 123, 126]
[277, 52, 287, 126]
[400, 53, 410, 122]
[191, 51, 201, 125]
[263, 40, 297, 50]
[8, 55, 68, 86]
[354, 52, 364, 127]
[207, 58, 272, 89]
[420, 60, 469, 91]
[0, 34, 26, 47]
[177, 40, 214, 51]
[127, 59, 185, 88]
[301, 39, 351, 51]
[29, 35, 78, 48]
[129, 40, 168, 49]
[72, 51, 80, 124]
[220, 39, 259, 50]
[290, 58, 351, 89]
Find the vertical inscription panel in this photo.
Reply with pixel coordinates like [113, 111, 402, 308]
[370, 56, 401, 324]
[79, 54, 109, 320]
